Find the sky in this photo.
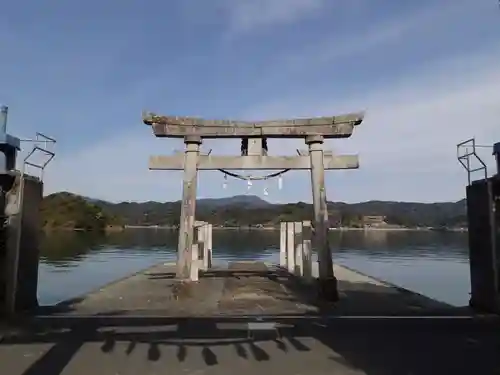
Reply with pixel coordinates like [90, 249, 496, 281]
[1, 0, 499, 204]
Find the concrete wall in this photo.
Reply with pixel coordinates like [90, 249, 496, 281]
[1, 174, 43, 315]
[466, 178, 500, 313]
[14, 176, 43, 311]
[0, 173, 18, 315]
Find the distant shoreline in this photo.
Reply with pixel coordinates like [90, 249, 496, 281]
[42, 225, 468, 233]
[120, 225, 468, 232]
[329, 227, 468, 232]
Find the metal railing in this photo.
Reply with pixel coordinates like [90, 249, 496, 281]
[456, 138, 491, 185]
[20, 132, 56, 180]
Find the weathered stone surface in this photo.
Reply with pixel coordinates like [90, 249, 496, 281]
[143, 112, 364, 139]
[42, 261, 457, 318]
[143, 112, 364, 128]
[149, 154, 359, 170]
[176, 140, 200, 279]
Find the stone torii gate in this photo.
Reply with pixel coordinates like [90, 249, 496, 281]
[143, 112, 364, 299]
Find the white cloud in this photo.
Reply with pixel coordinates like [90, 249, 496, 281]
[221, 0, 326, 35]
[36, 0, 500, 204]
[255, 0, 486, 81]
[242, 47, 500, 202]
[42, 45, 500, 204]
[42, 133, 184, 202]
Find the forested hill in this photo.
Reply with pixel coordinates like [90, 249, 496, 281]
[40, 192, 467, 229]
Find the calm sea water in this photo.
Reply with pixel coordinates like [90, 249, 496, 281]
[37, 230, 470, 307]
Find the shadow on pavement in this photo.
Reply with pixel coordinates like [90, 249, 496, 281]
[1, 314, 499, 375]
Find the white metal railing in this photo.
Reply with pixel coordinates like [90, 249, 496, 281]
[456, 138, 492, 185]
[20, 132, 56, 180]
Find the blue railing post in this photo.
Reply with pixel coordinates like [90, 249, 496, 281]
[0, 105, 8, 134]
[0, 104, 21, 173]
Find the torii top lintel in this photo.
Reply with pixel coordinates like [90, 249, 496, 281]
[142, 111, 364, 139]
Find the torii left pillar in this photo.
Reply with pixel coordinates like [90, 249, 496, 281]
[177, 135, 201, 279]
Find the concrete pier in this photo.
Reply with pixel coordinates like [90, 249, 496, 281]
[1, 261, 498, 375]
[34, 261, 463, 317]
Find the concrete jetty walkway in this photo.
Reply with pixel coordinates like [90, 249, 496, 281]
[36, 261, 457, 317]
[58, 261, 319, 317]
[1, 262, 499, 375]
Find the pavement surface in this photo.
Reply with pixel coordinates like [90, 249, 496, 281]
[1, 261, 498, 375]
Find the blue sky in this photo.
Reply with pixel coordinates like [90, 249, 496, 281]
[1, 0, 499, 203]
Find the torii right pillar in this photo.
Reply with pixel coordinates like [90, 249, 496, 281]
[306, 135, 337, 301]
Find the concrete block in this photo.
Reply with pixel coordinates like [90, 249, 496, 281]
[3, 175, 42, 314]
[286, 222, 295, 273]
[190, 244, 199, 282]
[200, 224, 211, 271]
[294, 222, 303, 276]
[206, 224, 213, 269]
[466, 179, 500, 313]
[302, 240, 313, 283]
[279, 222, 287, 267]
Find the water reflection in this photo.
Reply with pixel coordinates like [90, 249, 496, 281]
[38, 229, 471, 307]
[330, 230, 470, 306]
[40, 231, 103, 265]
[332, 230, 468, 258]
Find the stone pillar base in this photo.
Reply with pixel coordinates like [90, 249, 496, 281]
[317, 277, 339, 302]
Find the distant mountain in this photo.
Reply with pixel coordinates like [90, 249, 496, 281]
[82, 194, 270, 209]
[197, 195, 271, 208]
[328, 199, 466, 217]
[326, 199, 467, 228]
[41, 192, 113, 231]
[43, 192, 468, 228]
